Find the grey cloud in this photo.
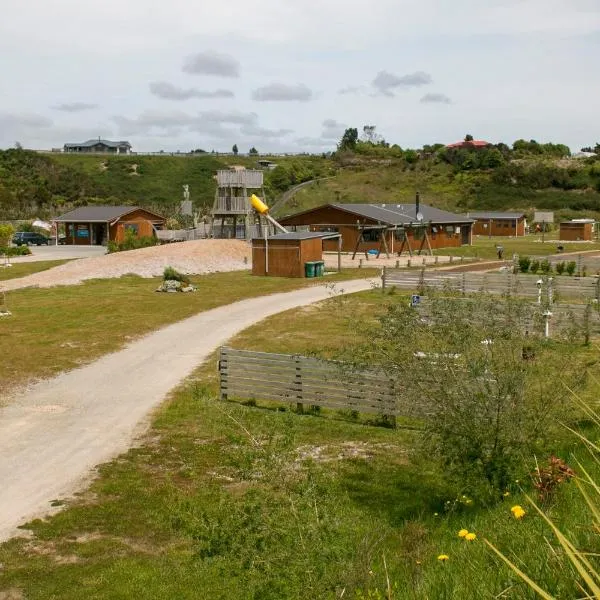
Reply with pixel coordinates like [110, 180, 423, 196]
[52, 102, 98, 112]
[149, 81, 234, 100]
[240, 124, 293, 138]
[252, 83, 313, 102]
[420, 93, 452, 104]
[182, 51, 240, 77]
[321, 118, 346, 140]
[0, 112, 53, 128]
[338, 85, 367, 95]
[295, 136, 336, 148]
[372, 70, 432, 97]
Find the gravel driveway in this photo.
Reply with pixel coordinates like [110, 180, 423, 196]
[0, 278, 375, 541]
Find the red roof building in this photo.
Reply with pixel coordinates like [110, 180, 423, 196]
[446, 140, 491, 149]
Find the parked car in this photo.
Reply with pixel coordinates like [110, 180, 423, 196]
[12, 232, 50, 246]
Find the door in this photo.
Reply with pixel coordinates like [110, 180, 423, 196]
[461, 225, 471, 245]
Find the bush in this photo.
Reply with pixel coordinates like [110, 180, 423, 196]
[540, 259, 552, 274]
[107, 230, 158, 253]
[518, 256, 531, 273]
[555, 261, 566, 275]
[529, 259, 540, 274]
[163, 266, 190, 284]
[566, 261, 577, 276]
[0, 224, 14, 247]
[0, 245, 31, 257]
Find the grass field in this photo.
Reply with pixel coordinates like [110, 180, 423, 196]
[0, 269, 377, 396]
[0, 260, 71, 281]
[0, 290, 599, 598]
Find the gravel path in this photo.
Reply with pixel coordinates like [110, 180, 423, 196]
[2, 240, 250, 290]
[0, 278, 375, 542]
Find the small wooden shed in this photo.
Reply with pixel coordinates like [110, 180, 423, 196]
[252, 231, 341, 278]
[559, 220, 595, 241]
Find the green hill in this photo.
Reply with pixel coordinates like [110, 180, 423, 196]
[2, 145, 600, 223]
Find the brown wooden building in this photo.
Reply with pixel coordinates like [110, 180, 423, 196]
[54, 206, 166, 245]
[252, 231, 339, 278]
[559, 220, 596, 241]
[468, 211, 526, 237]
[279, 203, 473, 254]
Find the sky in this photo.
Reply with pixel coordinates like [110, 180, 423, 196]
[0, 0, 599, 153]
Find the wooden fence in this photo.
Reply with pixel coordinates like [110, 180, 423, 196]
[218, 347, 427, 420]
[381, 268, 600, 301]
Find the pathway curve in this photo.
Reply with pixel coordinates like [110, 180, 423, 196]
[0, 279, 375, 542]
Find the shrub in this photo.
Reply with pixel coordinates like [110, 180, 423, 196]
[529, 259, 540, 274]
[163, 266, 189, 284]
[566, 261, 577, 276]
[540, 259, 552, 274]
[555, 261, 566, 275]
[518, 256, 531, 273]
[107, 231, 158, 253]
[0, 245, 31, 257]
[0, 224, 14, 247]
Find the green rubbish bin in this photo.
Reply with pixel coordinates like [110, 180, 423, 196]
[315, 261, 325, 277]
[304, 261, 317, 278]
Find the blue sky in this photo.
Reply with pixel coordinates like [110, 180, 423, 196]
[0, 0, 598, 152]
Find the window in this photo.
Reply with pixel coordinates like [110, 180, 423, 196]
[445, 225, 455, 236]
[317, 226, 339, 233]
[124, 223, 139, 235]
[361, 229, 380, 242]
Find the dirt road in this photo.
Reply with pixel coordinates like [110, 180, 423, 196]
[0, 279, 375, 542]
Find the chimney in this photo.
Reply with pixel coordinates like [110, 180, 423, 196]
[416, 191, 420, 217]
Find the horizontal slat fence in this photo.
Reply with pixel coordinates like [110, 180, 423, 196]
[382, 268, 600, 300]
[219, 347, 428, 421]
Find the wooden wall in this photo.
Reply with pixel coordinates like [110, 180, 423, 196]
[560, 222, 593, 241]
[110, 209, 166, 243]
[252, 238, 323, 277]
[472, 217, 525, 237]
[280, 206, 471, 252]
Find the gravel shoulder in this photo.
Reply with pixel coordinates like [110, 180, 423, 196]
[0, 278, 375, 542]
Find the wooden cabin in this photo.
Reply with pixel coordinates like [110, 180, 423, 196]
[54, 206, 165, 246]
[279, 203, 473, 254]
[559, 220, 595, 241]
[252, 231, 340, 278]
[468, 211, 526, 237]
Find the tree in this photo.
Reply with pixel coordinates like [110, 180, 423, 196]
[338, 128, 358, 151]
[232, 144, 238, 156]
[249, 147, 258, 156]
[464, 134, 474, 142]
[0, 223, 14, 248]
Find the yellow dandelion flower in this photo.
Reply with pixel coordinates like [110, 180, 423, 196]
[513, 507, 526, 520]
[458, 529, 469, 538]
[503, 491, 510, 497]
[437, 554, 449, 562]
[510, 505, 523, 514]
[465, 532, 477, 541]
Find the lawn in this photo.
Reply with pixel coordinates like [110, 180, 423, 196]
[0, 260, 71, 281]
[0, 269, 377, 397]
[0, 290, 599, 598]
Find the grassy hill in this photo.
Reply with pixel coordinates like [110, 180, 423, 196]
[2, 146, 600, 223]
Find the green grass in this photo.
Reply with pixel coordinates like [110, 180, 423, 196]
[0, 269, 377, 395]
[0, 260, 71, 281]
[0, 291, 599, 598]
[434, 233, 600, 260]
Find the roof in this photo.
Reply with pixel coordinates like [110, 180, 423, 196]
[561, 219, 595, 224]
[257, 231, 339, 241]
[468, 211, 525, 220]
[446, 140, 490, 148]
[64, 139, 131, 149]
[54, 206, 164, 223]
[282, 203, 472, 226]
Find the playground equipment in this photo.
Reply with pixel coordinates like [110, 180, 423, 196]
[250, 194, 288, 234]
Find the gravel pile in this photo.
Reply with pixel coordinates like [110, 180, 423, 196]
[2, 240, 251, 290]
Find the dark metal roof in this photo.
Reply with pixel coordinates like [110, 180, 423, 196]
[258, 231, 339, 241]
[54, 206, 164, 223]
[468, 211, 525, 220]
[64, 139, 131, 149]
[331, 203, 473, 226]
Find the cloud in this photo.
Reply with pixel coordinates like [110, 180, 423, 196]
[252, 83, 313, 102]
[295, 136, 337, 149]
[52, 102, 98, 112]
[420, 92, 452, 104]
[338, 85, 367, 95]
[0, 112, 53, 129]
[372, 70, 432, 97]
[149, 81, 234, 100]
[240, 124, 293, 138]
[182, 51, 240, 77]
[321, 118, 346, 140]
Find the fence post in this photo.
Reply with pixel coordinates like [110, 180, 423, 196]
[596, 277, 600, 303]
[449, 256, 454, 263]
[434, 256, 439, 264]
[219, 348, 227, 401]
[395, 260, 400, 268]
[359, 259, 364, 269]
[578, 254, 583, 278]
[295, 356, 304, 414]
[461, 272, 466, 295]
[407, 259, 412, 268]
[382, 266, 387, 292]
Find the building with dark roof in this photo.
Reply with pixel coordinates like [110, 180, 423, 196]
[63, 138, 132, 154]
[54, 206, 165, 245]
[446, 140, 491, 149]
[279, 203, 473, 253]
[467, 211, 526, 237]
